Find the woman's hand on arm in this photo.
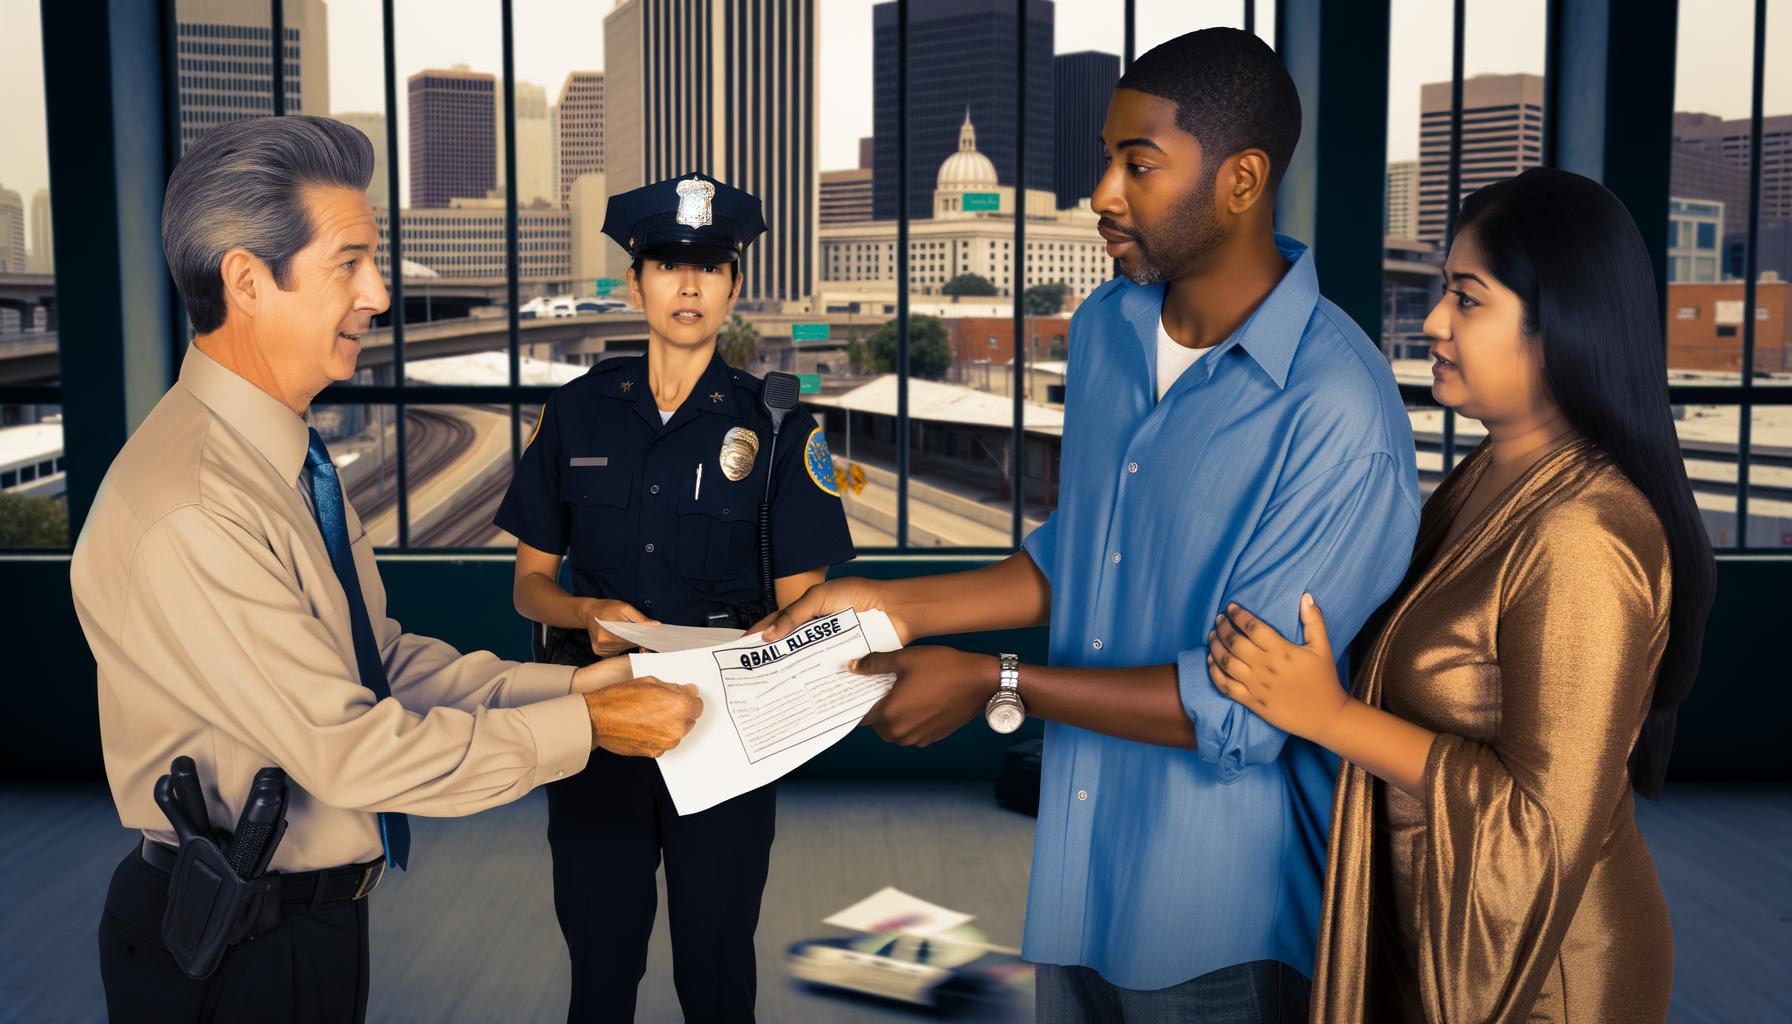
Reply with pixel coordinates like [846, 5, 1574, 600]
[1208, 595, 1435, 795]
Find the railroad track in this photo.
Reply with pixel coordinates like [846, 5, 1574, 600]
[343, 408, 474, 523]
[409, 405, 539, 548]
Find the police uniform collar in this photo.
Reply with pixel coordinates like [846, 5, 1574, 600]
[606, 351, 745, 431]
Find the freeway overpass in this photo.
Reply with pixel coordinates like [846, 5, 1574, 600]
[0, 298, 887, 387]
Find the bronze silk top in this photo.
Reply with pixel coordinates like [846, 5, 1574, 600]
[1311, 438, 1675, 1024]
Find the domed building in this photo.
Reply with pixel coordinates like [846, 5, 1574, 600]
[934, 111, 1002, 217]
[819, 112, 1106, 304]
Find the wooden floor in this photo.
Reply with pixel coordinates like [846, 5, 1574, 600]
[0, 781, 1785, 1023]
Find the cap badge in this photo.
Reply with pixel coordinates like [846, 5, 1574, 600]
[675, 178, 716, 229]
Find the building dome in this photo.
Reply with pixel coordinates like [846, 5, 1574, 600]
[936, 110, 999, 190]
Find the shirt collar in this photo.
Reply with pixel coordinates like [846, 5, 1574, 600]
[177, 345, 310, 485]
[1118, 233, 1319, 391]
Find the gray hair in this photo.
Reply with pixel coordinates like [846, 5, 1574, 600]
[162, 115, 375, 333]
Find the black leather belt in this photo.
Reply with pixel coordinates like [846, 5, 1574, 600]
[140, 838, 385, 903]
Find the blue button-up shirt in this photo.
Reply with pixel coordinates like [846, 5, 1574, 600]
[1019, 236, 1420, 988]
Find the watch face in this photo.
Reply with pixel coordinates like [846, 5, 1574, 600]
[987, 702, 1024, 734]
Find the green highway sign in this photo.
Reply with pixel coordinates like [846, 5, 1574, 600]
[798, 373, 821, 394]
[595, 277, 623, 295]
[791, 322, 831, 342]
[963, 192, 1000, 211]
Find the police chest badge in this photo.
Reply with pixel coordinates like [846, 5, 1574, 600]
[804, 427, 840, 496]
[719, 426, 760, 481]
[675, 178, 716, 228]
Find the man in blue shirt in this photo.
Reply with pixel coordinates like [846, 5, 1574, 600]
[761, 28, 1418, 1022]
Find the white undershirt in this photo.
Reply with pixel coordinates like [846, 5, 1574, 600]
[659, 409, 675, 425]
[1156, 315, 1218, 402]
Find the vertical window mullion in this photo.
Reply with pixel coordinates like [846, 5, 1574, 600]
[270, 0, 284, 117]
[382, 0, 410, 549]
[1012, 0, 1027, 548]
[1737, 0, 1766, 549]
[501, 0, 521, 473]
[896, 0, 910, 548]
[1442, 0, 1466, 473]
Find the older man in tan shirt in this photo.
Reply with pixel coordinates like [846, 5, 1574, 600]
[72, 115, 701, 1021]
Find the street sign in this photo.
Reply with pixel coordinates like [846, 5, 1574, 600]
[595, 277, 623, 296]
[963, 192, 1000, 211]
[792, 322, 831, 342]
[797, 373, 821, 394]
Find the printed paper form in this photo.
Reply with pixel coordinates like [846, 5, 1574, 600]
[627, 608, 902, 815]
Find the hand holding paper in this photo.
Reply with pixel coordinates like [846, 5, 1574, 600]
[624, 608, 905, 814]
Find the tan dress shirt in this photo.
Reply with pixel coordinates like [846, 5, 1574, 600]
[71, 346, 592, 872]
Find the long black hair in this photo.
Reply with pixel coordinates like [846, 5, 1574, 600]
[1456, 167, 1717, 799]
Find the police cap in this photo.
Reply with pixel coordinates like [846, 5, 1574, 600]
[601, 173, 767, 266]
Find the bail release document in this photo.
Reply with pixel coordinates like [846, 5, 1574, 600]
[618, 609, 903, 815]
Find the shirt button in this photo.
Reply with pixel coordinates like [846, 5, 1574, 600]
[649, 484, 660, 495]
[644, 543, 655, 553]
[1091, 638, 1103, 651]
[1127, 462, 1139, 474]
[1076, 789, 1088, 801]
[1110, 551, 1121, 564]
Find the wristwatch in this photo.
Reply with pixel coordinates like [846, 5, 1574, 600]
[984, 653, 1025, 734]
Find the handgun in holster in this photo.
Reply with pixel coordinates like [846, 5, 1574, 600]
[152, 756, 290, 979]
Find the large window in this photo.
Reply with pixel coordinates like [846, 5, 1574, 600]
[27, 0, 1789, 557]
[1669, 0, 1790, 549]
[0, 0, 65, 549]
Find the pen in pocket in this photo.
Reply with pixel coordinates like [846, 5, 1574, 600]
[694, 462, 703, 500]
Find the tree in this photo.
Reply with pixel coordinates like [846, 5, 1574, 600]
[1023, 280, 1070, 317]
[0, 492, 69, 548]
[851, 314, 953, 381]
[941, 273, 997, 297]
[717, 313, 759, 370]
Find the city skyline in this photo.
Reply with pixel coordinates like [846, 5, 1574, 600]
[3, 0, 1791, 254]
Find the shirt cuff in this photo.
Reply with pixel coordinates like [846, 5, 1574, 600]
[515, 692, 593, 787]
[501, 662, 578, 708]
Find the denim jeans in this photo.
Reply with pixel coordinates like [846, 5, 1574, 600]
[1034, 959, 1310, 1024]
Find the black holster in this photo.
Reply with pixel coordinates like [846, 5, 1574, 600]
[161, 838, 282, 980]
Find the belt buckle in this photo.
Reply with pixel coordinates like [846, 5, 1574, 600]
[352, 860, 385, 901]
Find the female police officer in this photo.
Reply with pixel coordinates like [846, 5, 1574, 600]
[493, 173, 855, 1022]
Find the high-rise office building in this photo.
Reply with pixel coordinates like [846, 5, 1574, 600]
[498, 81, 553, 207]
[1053, 51, 1118, 210]
[1417, 73, 1543, 244]
[1673, 111, 1792, 279]
[408, 67, 497, 209]
[872, 0, 1054, 222]
[375, 199, 571, 280]
[0, 188, 24, 273]
[174, 0, 329, 152]
[555, 71, 605, 211]
[335, 111, 389, 209]
[821, 169, 874, 224]
[29, 191, 53, 274]
[1385, 159, 1418, 240]
[604, 0, 818, 305]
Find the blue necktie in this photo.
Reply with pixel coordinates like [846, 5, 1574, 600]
[304, 429, 411, 871]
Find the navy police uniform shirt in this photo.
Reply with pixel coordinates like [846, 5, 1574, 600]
[495, 352, 856, 626]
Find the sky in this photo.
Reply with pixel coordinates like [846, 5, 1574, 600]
[1, 0, 1788, 248]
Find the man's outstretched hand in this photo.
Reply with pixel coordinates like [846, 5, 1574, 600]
[753, 577, 912, 645]
[581, 677, 702, 757]
[856, 646, 996, 747]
